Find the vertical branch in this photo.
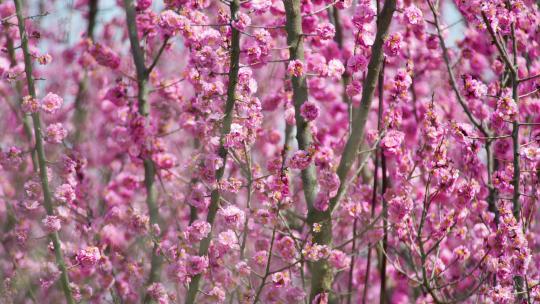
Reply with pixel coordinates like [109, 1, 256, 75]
[87, 0, 98, 39]
[346, 218, 357, 304]
[239, 143, 253, 260]
[417, 174, 444, 303]
[283, 0, 332, 301]
[428, 1, 498, 221]
[124, 0, 149, 115]
[330, 13, 359, 300]
[284, 0, 396, 299]
[284, 0, 318, 209]
[485, 141, 499, 224]
[189, 139, 201, 225]
[509, 23, 521, 221]
[329, 0, 396, 212]
[72, 0, 98, 143]
[378, 61, 388, 304]
[329, 7, 351, 107]
[361, 153, 379, 304]
[428, 1, 489, 137]
[252, 121, 295, 302]
[13, 0, 75, 303]
[480, 12, 521, 221]
[184, 0, 241, 302]
[511, 104, 520, 218]
[4, 22, 37, 170]
[509, 21, 524, 296]
[252, 227, 277, 303]
[360, 61, 385, 304]
[123, 0, 161, 298]
[329, 7, 371, 182]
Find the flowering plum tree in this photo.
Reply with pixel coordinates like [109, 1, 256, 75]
[0, 0, 540, 303]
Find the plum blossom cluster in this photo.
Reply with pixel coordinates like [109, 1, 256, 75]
[0, 0, 540, 303]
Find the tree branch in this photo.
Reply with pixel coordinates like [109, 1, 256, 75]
[72, 0, 98, 144]
[329, 0, 397, 213]
[13, 0, 75, 303]
[185, 1, 241, 302]
[123, 0, 163, 300]
[427, 0, 489, 138]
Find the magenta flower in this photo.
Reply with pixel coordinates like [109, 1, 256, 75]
[208, 286, 226, 303]
[328, 250, 350, 269]
[136, 0, 152, 11]
[388, 195, 413, 223]
[381, 130, 404, 156]
[383, 32, 403, 57]
[21, 95, 39, 113]
[219, 205, 245, 230]
[404, 5, 423, 25]
[153, 152, 177, 169]
[232, 12, 251, 31]
[55, 183, 76, 204]
[300, 101, 320, 121]
[40, 93, 63, 114]
[216, 230, 239, 252]
[89, 43, 120, 69]
[289, 150, 312, 170]
[346, 79, 362, 97]
[185, 220, 211, 243]
[158, 10, 185, 37]
[42, 215, 61, 233]
[146, 283, 169, 304]
[0, 146, 23, 169]
[462, 75, 487, 99]
[76, 246, 101, 268]
[271, 271, 290, 288]
[316, 23, 335, 40]
[327, 59, 345, 78]
[287, 60, 305, 77]
[45, 123, 67, 144]
[186, 255, 208, 276]
[37, 53, 52, 65]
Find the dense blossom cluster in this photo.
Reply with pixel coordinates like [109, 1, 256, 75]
[0, 0, 539, 303]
